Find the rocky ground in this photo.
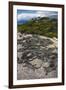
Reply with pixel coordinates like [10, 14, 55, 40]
[17, 32, 58, 80]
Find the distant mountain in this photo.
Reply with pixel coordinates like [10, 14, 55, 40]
[49, 15, 58, 19]
[17, 20, 28, 25]
[17, 15, 57, 25]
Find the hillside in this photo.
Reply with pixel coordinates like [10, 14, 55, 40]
[17, 16, 58, 80]
[17, 17, 58, 38]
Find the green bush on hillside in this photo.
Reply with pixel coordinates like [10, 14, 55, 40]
[17, 17, 58, 38]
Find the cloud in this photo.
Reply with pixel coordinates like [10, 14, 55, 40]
[17, 11, 47, 21]
[17, 10, 58, 21]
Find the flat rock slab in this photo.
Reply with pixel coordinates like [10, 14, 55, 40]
[17, 33, 58, 80]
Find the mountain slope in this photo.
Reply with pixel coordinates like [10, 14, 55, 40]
[17, 17, 58, 38]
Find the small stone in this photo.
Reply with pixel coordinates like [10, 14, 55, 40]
[42, 62, 50, 68]
[49, 55, 56, 59]
[30, 59, 42, 68]
[27, 53, 32, 57]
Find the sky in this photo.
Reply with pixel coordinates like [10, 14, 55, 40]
[17, 10, 58, 24]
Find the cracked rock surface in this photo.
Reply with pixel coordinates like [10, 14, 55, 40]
[17, 32, 58, 80]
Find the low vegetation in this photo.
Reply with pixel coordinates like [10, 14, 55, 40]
[17, 17, 58, 38]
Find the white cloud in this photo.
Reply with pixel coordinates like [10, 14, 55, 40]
[17, 12, 47, 21]
[17, 11, 57, 21]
